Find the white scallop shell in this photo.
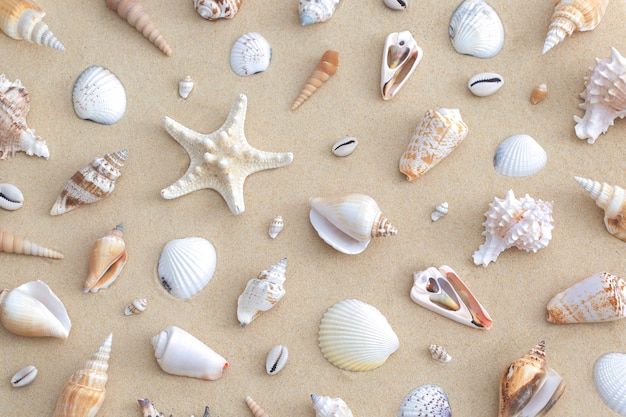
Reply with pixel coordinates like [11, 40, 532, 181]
[229, 32, 272, 77]
[398, 384, 451, 417]
[0, 183, 24, 211]
[383, 0, 407, 10]
[311, 394, 354, 417]
[157, 237, 217, 299]
[467, 72, 503, 96]
[318, 298, 399, 371]
[493, 134, 547, 177]
[72, 66, 127, 125]
[449, 0, 504, 59]
[594, 352, 626, 416]
[266, 344, 288, 375]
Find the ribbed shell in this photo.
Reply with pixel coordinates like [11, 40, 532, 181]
[493, 134, 547, 177]
[0, 0, 65, 50]
[311, 394, 354, 417]
[157, 237, 217, 300]
[72, 66, 127, 125]
[318, 298, 399, 371]
[398, 384, 451, 417]
[574, 177, 626, 241]
[449, 0, 504, 58]
[237, 258, 287, 327]
[229, 32, 271, 77]
[298, 0, 340, 26]
[594, 353, 626, 416]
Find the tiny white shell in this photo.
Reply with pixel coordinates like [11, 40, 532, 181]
[467, 72, 503, 96]
[72, 66, 127, 125]
[11, 365, 38, 387]
[124, 298, 147, 315]
[431, 202, 448, 221]
[229, 32, 272, 77]
[266, 344, 288, 375]
[268, 216, 284, 239]
[493, 134, 547, 177]
[178, 76, 194, 99]
[594, 352, 626, 416]
[0, 183, 24, 211]
[429, 344, 452, 363]
[332, 137, 358, 157]
[383, 0, 407, 11]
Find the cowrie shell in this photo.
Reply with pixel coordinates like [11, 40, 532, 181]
[266, 345, 288, 375]
[383, 0, 407, 10]
[468, 72, 504, 97]
[332, 137, 358, 157]
[0, 183, 24, 211]
[11, 365, 38, 387]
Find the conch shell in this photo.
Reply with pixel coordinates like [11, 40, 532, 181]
[574, 176, 626, 241]
[299, 0, 340, 26]
[0, 229, 63, 259]
[291, 50, 338, 111]
[194, 0, 242, 20]
[380, 31, 423, 100]
[83, 223, 128, 293]
[237, 258, 287, 327]
[310, 394, 354, 417]
[0, 0, 64, 50]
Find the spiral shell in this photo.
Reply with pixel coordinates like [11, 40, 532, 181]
[530, 83, 548, 104]
[83, 223, 128, 293]
[245, 396, 269, 417]
[178, 75, 194, 99]
[237, 258, 287, 327]
[429, 344, 451, 363]
[268, 216, 284, 239]
[574, 177, 626, 241]
[124, 298, 147, 315]
[299, 0, 340, 26]
[194, 0, 242, 20]
[311, 394, 354, 417]
[0, 229, 63, 259]
[449, 0, 504, 59]
[291, 50, 338, 111]
[0, 0, 64, 50]
[72, 66, 127, 125]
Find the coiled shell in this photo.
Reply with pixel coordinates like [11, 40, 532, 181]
[381, 31, 423, 100]
[292, 50, 339, 111]
[543, 0, 609, 54]
[0, 0, 64, 50]
[431, 202, 449, 221]
[268, 216, 284, 239]
[194, 0, 242, 20]
[230, 32, 271, 77]
[311, 395, 354, 417]
[574, 177, 626, 241]
[493, 134, 547, 177]
[11, 364, 37, 387]
[398, 384, 451, 417]
[245, 396, 269, 417]
[72, 66, 127, 125]
[0, 183, 23, 210]
[594, 352, 626, 416]
[467, 72, 503, 96]
[178, 75, 194, 99]
[0, 229, 63, 259]
[299, 0, 340, 26]
[449, 0, 504, 58]
[237, 258, 287, 327]
[124, 298, 147, 315]
[266, 344, 288, 375]
[83, 223, 128, 293]
[429, 344, 452, 363]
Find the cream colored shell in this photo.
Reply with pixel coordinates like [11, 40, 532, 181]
[574, 176, 626, 241]
[0, 0, 64, 50]
[237, 258, 287, 327]
[311, 394, 354, 417]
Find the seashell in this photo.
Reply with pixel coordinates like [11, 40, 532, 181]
[194, 0, 243, 20]
[72, 66, 127, 125]
[473, 189, 554, 267]
[266, 344, 288, 375]
[467, 72, 503, 97]
[179, 75, 194, 99]
[449, 0, 504, 59]
[52, 334, 112, 417]
[594, 352, 626, 416]
[332, 137, 358, 157]
[0, 74, 49, 159]
[124, 298, 147, 315]
[0, 183, 23, 210]
[11, 364, 37, 387]
[546, 271, 626, 323]
[398, 384, 451, 417]
[83, 223, 128, 293]
[380, 31, 423, 100]
[291, 50, 339, 111]
[542, 0, 609, 55]
[493, 134, 547, 177]
[138, 398, 166, 417]
[429, 344, 451, 363]
[530, 83, 548, 104]
[574, 176, 626, 241]
[0, 0, 64, 50]
[151, 325, 228, 380]
[0, 229, 63, 259]
[157, 237, 217, 299]
[574, 47, 626, 144]
[399, 108, 469, 181]
[0, 280, 71, 339]
[410, 265, 493, 330]
[431, 202, 448, 222]
[106, 0, 173, 56]
[268, 216, 284, 239]
[245, 396, 269, 417]
[318, 298, 399, 371]
[230, 32, 272, 77]
[309, 194, 397, 255]
[299, 0, 340, 26]
[311, 394, 354, 417]
[498, 340, 566, 417]
[237, 258, 287, 327]
[383, 0, 407, 10]
[50, 149, 128, 216]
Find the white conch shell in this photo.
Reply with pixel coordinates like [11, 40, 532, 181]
[0, 0, 64, 50]
[309, 194, 397, 255]
[410, 265, 493, 330]
[594, 352, 626, 416]
[11, 364, 38, 387]
[124, 298, 147, 315]
[229, 32, 272, 77]
[72, 66, 127, 125]
[299, 0, 340, 26]
[268, 215, 284, 239]
[311, 394, 354, 417]
[157, 237, 217, 299]
[473, 190, 554, 267]
[0, 183, 23, 210]
[178, 76, 194, 99]
[0, 280, 71, 339]
[574, 47, 626, 143]
[574, 176, 626, 241]
[449, 0, 504, 59]
[429, 344, 451, 363]
[194, 0, 243, 20]
[151, 325, 228, 380]
[546, 271, 626, 323]
[237, 258, 287, 327]
[398, 384, 452, 417]
[318, 298, 399, 371]
[380, 31, 423, 100]
[493, 134, 547, 178]
[266, 344, 288, 375]
[83, 223, 128, 293]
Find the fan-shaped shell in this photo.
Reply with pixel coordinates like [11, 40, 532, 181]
[229, 32, 271, 77]
[157, 237, 217, 299]
[398, 384, 451, 417]
[72, 66, 127, 125]
[594, 352, 626, 416]
[449, 0, 504, 59]
[493, 134, 547, 177]
[318, 298, 399, 371]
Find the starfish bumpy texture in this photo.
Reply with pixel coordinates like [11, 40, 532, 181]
[161, 94, 294, 215]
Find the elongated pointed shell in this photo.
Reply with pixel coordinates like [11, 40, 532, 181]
[299, 0, 340, 26]
[493, 134, 547, 178]
[151, 325, 228, 380]
[230, 32, 272, 77]
[311, 395, 354, 417]
[245, 396, 269, 417]
[194, 0, 243, 20]
[0, 280, 71, 339]
[0, 229, 63, 259]
[398, 384, 451, 417]
[318, 298, 399, 371]
[73, 66, 127, 125]
[0, 0, 64, 50]
[399, 108, 469, 181]
[574, 177, 626, 241]
[237, 258, 287, 327]
[291, 50, 338, 110]
[52, 334, 112, 417]
[449, 0, 504, 58]
[84, 223, 128, 293]
[594, 353, 626, 416]
[381, 31, 422, 100]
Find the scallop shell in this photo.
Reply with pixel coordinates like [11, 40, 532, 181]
[449, 0, 504, 58]
[429, 344, 452, 363]
[574, 177, 626, 241]
[0, 183, 23, 210]
[194, 0, 242, 20]
[399, 108, 469, 181]
[230, 32, 271, 77]
[546, 271, 626, 323]
[266, 344, 288, 375]
[268, 215, 284, 239]
[381, 31, 423, 100]
[52, 334, 112, 417]
[0, 280, 71, 339]
[124, 298, 147, 315]
[50, 149, 128, 216]
[72, 66, 127, 125]
[383, 0, 407, 10]
[530, 83, 548, 104]
[157, 237, 217, 300]
[318, 298, 399, 371]
[431, 202, 449, 221]
[245, 396, 269, 417]
[178, 75, 194, 99]
[83, 223, 128, 293]
[151, 325, 228, 380]
[594, 352, 626, 416]
[11, 364, 37, 387]
[0, 0, 64, 50]
[398, 384, 451, 417]
[332, 137, 358, 157]
[292, 50, 338, 110]
[237, 258, 287, 327]
[493, 134, 547, 177]
[311, 395, 354, 417]
[467, 72, 504, 96]
[299, 0, 340, 26]
[0, 229, 63, 259]
[309, 194, 397, 255]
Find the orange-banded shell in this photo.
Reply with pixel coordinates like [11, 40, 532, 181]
[291, 50, 338, 111]
[83, 223, 128, 293]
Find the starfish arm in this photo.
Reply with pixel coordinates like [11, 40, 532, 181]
[163, 116, 215, 155]
[218, 94, 248, 138]
[238, 148, 294, 177]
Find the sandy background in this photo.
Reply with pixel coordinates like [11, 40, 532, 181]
[2, 0, 626, 416]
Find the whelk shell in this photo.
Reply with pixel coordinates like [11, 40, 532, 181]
[11, 364, 37, 387]
[245, 395, 269, 417]
[194, 0, 242, 20]
[0, 183, 23, 210]
[268, 215, 284, 239]
[574, 176, 626, 241]
[291, 50, 338, 111]
[431, 202, 449, 221]
[230, 32, 272, 77]
[493, 134, 547, 178]
[311, 394, 354, 417]
[178, 75, 194, 99]
[381, 31, 422, 100]
[449, 0, 504, 59]
[429, 344, 452, 363]
[467, 72, 503, 97]
[0, 229, 63, 259]
[299, 0, 340, 26]
[398, 384, 451, 417]
[237, 258, 287, 327]
[72, 66, 127, 125]
[594, 352, 626, 416]
[266, 344, 288, 375]
[83, 223, 128, 293]
[124, 298, 147, 315]
[0, 0, 64, 50]
[530, 83, 548, 104]
[332, 137, 358, 157]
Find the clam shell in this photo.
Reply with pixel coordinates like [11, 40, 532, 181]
[449, 0, 504, 58]
[237, 258, 287, 327]
[311, 395, 354, 417]
[0, 183, 24, 210]
[230, 32, 271, 77]
[11, 364, 38, 387]
[318, 298, 399, 371]
[266, 344, 288, 375]
[467, 72, 503, 96]
[157, 237, 217, 300]
[381, 31, 423, 100]
[72, 66, 127, 125]
[493, 134, 547, 177]
[594, 352, 626, 416]
[398, 384, 451, 417]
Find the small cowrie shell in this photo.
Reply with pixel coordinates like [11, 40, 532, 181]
[265, 344, 288, 375]
[332, 137, 358, 157]
[467, 72, 504, 97]
[383, 0, 407, 11]
[11, 365, 38, 387]
[429, 343, 451, 363]
[0, 183, 24, 211]
[124, 298, 147, 315]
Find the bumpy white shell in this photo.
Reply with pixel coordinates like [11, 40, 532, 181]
[72, 66, 127, 125]
[299, 0, 340, 25]
[594, 352, 626, 416]
[311, 395, 354, 417]
[493, 134, 547, 177]
[467, 72, 503, 96]
[229, 32, 271, 77]
[0, 183, 24, 210]
[398, 384, 451, 417]
[237, 258, 287, 327]
[318, 298, 399, 371]
[157, 237, 217, 299]
[449, 0, 504, 59]
[381, 31, 423, 100]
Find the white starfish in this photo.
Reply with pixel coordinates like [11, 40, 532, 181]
[161, 94, 294, 215]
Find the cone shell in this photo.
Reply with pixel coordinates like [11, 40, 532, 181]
[574, 176, 626, 241]
[291, 50, 338, 111]
[151, 325, 228, 380]
[493, 134, 547, 177]
[50, 149, 128, 216]
[311, 395, 354, 417]
[229, 32, 271, 77]
[0, 0, 65, 50]
[194, 0, 242, 20]
[530, 83, 548, 104]
[318, 298, 399, 371]
[398, 384, 451, 417]
[449, 0, 504, 59]
[237, 258, 287, 327]
[0, 229, 63, 259]
[83, 223, 128, 293]
[0, 280, 71, 339]
[299, 0, 340, 26]
[72, 66, 127, 125]
[399, 108, 469, 181]
[52, 334, 112, 417]
[594, 352, 626, 416]
[381, 31, 423, 100]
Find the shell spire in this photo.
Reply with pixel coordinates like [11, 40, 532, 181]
[245, 396, 269, 417]
[237, 258, 287, 327]
[83, 223, 128, 293]
[0, 0, 65, 51]
[574, 176, 626, 241]
[0, 229, 63, 259]
[291, 50, 338, 111]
